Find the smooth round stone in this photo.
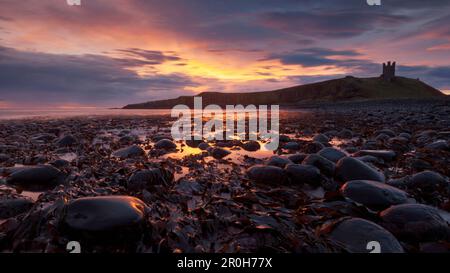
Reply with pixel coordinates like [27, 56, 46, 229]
[317, 147, 348, 163]
[247, 165, 286, 184]
[337, 129, 353, 139]
[210, 147, 231, 159]
[49, 159, 70, 168]
[112, 145, 145, 158]
[0, 153, 10, 163]
[283, 142, 300, 150]
[6, 165, 66, 191]
[341, 180, 408, 211]
[287, 153, 307, 164]
[304, 142, 325, 153]
[313, 134, 329, 144]
[0, 198, 34, 219]
[376, 129, 396, 137]
[127, 168, 174, 191]
[197, 142, 210, 150]
[407, 171, 448, 190]
[399, 132, 412, 140]
[326, 218, 403, 253]
[185, 139, 204, 148]
[375, 133, 390, 142]
[354, 150, 396, 162]
[354, 155, 381, 164]
[242, 141, 260, 152]
[425, 140, 449, 151]
[302, 154, 335, 177]
[380, 204, 450, 242]
[118, 135, 139, 144]
[150, 134, 173, 142]
[32, 133, 56, 142]
[279, 135, 291, 142]
[154, 139, 177, 150]
[267, 156, 292, 168]
[284, 164, 322, 186]
[56, 135, 77, 147]
[63, 196, 146, 232]
[335, 157, 385, 183]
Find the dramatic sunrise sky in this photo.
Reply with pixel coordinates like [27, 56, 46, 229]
[0, 0, 449, 107]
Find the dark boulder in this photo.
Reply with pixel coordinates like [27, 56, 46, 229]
[380, 204, 450, 242]
[324, 218, 404, 253]
[335, 157, 385, 183]
[247, 165, 287, 185]
[6, 165, 66, 192]
[341, 180, 408, 211]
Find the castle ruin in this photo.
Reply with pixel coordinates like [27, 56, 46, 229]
[382, 61, 396, 82]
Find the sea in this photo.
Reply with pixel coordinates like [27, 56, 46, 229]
[0, 108, 174, 120]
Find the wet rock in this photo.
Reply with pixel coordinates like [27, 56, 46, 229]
[287, 153, 307, 164]
[247, 165, 286, 184]
[317, 147, 348, 163]
[0, 197, 34, 219]
[154, 139, 177, 150]
[185, 139, 204, 148]
[425, 140, 449, 151]
[399, 132, 412, 140]
[341, 180, 408, 211]
[376, 129, 396, 137]
[375, 133, 390, 142]
[119, 135, 139, 145]
[283, 142, 300, 151]
[6, 165, 66, 191]
[354, 155, 381, 164]
[127, 168, 174, 191]
[49, 159, 70, 168]
[62, 196, 147, 233]
[0, 154, 10, 163]
[387, 136, 410, 152]
[210, 147, 231, 159]
[304, 141, 324, 153]
[279, 135, 291, 142]
[267, 156, 292, 168]
[354, 150, 396, 162]
[325, 218, 404, 253]
[406, 171, 448, 191]
[380, 204, 450, 242]
[285, 164, 322, 186]
[335, 157, 385, 183]
[313, 134, 329, 144]
[242, 141, 260, 152]
[31, 133, 55, 142]
[411, 159, 432, 171]
[150, 134, 173, 142]
[112, 145, 145, 158]
[337, 129, 353, 139]
[56, 135, 77, 147]
[302, 154, 335, 177]
[197, 142, 210, 150]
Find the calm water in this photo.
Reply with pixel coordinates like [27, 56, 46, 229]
[0, 108, 305, 120]
[0, 108, 173, 120]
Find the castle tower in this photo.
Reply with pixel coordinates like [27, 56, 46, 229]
[382, 61, 396, 82]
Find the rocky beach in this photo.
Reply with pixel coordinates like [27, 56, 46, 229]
[0, 100, 449, 253]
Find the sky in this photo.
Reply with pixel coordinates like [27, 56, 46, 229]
[0, 0, 449, 108]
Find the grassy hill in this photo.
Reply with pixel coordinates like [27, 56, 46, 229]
[123, 76, 446, 109]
